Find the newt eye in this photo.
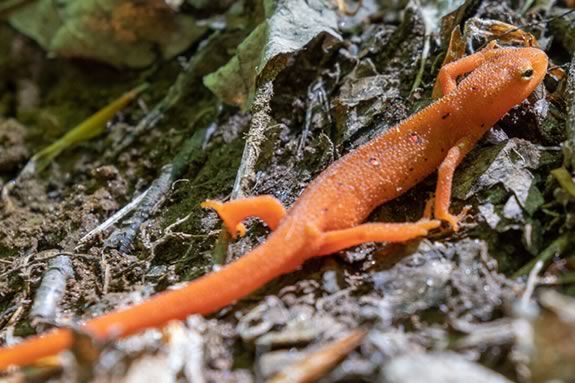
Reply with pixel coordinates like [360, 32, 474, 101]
[521, 68, 534, 80]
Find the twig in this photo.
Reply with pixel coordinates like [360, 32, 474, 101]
[479, 9, 575, 47]
[30, 255, 74, 327]
[567, 53, 575, 169]
[79, 128, 207, 252]
[298, 80, 331, 157]
[513, 234, 570, 278]
[411, 33, 431, 94]
[3, 304, 26, 346]
[141, 213, 198, 262]
[105, 128, 207, 252]
[267, 329, 366, 383]
[76, 191, 147, 246]
[107, 164, 174, 252]
[111, 60, 200, 157]
[519, 260, 543, 311]
[212, 81, 274, 265]
[231, 82, 274, 200]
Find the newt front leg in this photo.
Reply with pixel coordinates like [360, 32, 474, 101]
[435, 41, 497, 96]
[433, 137, 475, 231]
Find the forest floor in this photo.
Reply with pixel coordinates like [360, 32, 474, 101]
[0, 0, 575, 382]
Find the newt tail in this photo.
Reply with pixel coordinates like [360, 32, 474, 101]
[0, 220, 316, 368]
[0, 46, 548, 369]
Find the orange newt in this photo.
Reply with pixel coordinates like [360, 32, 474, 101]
[0, 46, 548, 369]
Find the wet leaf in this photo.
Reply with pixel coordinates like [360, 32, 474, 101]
[203, 0, 341, 108]
[454, 138, 543, 231]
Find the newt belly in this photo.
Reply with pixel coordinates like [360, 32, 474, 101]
[0, 46, 548, 369]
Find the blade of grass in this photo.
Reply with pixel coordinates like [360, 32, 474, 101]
[551, 167, 575, 198]
[513, 234, 570, 278]
[20, 83, 148, 176]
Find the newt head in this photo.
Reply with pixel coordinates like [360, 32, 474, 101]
[485, 46, 548, 104]
[509, 47, 548, 96]
[460, 47, 549, 131]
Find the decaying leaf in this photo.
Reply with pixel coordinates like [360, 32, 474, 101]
[9, 0, 205, 68]
[203, 0, 341, 108]
[0, 0, 575, 381]
[454, 139, 543, 226]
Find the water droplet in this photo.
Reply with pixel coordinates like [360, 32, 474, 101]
[369, 157, 380, 166]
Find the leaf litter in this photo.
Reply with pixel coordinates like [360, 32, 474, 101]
[0, 0, 575, 382]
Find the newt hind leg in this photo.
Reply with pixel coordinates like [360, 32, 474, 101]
[201, 196, 287, 238]
[316, 220, 440, 256]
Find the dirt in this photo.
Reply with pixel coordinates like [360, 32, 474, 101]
[0, 0, 575, 382]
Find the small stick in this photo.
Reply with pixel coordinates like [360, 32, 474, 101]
[212, 82, 274, 265]
[104, 128, 207, 252]
[30, 255, 74, 327]
[109, 164, 174, 252]
[77, 191, 147, 246]
[267, 329, 366, 383]
[513, 234, 570, 278]
[519, 260, 543, 311]
[567, 53, 575, 169]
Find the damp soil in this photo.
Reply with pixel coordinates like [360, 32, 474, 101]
[1, 0, 575, 382]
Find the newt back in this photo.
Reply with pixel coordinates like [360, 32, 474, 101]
[290, 47, 547, 231]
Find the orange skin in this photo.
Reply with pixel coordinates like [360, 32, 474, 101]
[0, 46, 548, 369]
